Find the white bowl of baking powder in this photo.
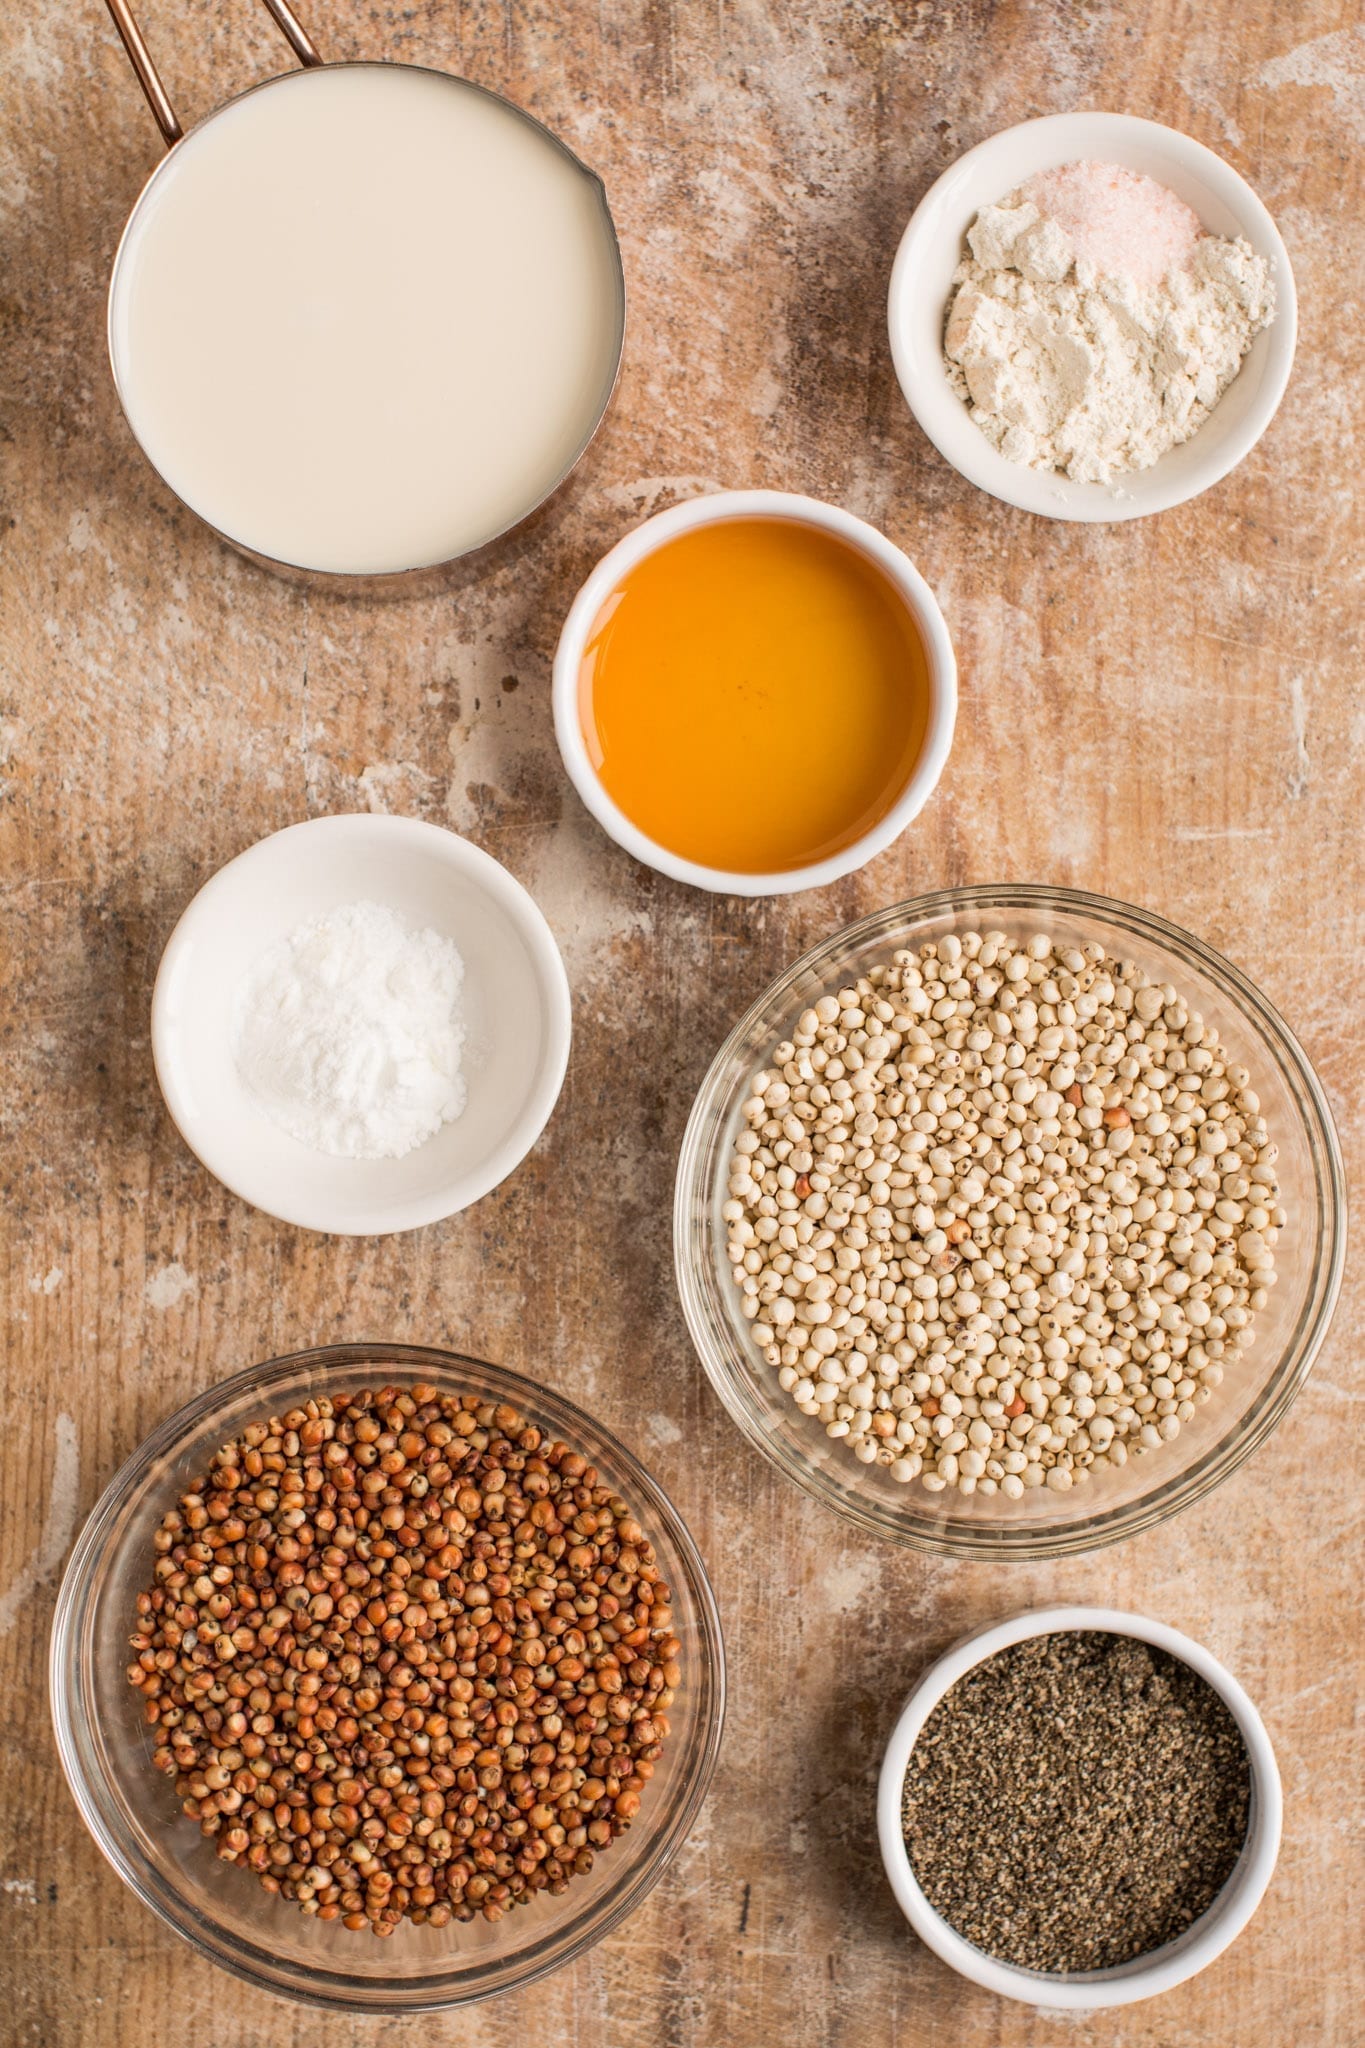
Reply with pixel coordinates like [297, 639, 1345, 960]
[152, 815, 571, 1234]
[888, 112, 1297, 521]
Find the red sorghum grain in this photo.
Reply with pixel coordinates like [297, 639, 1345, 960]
[127, 1384, 679, 1935]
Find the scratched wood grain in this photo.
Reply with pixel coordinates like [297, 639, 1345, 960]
[1, 1, 1362, 2042]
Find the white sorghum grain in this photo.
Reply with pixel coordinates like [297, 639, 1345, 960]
[724, 931, 1281, 1500]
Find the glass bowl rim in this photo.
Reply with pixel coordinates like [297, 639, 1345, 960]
[674, 882, 1346, 1559]
[49, 1341, 727, 2013]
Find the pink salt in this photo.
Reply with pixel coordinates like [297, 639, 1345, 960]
[1021, 160, 1202, 288]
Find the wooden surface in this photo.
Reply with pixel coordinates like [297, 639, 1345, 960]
[2, 1, 1362, 2042]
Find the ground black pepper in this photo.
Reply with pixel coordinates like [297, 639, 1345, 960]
[900, 1630, 1251, 1973]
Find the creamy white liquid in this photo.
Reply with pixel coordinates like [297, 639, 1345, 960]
[109, 65, 623, 574]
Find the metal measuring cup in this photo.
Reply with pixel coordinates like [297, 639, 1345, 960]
[101, 0, 626, 583]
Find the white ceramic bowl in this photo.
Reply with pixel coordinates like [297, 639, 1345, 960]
[152, 815, 571, 1234]
[877, 1605, 1282, 2009]
[888, 113, 1297, 521]
[552, 490, 956, 895]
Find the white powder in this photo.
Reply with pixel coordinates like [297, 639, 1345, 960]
[943, 189, 1275, 484]
[235, 901, 467, 1160]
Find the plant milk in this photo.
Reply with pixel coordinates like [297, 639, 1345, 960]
[109, 64, 623, 573]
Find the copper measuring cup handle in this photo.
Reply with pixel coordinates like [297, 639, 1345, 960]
[103, 0, 324, 148]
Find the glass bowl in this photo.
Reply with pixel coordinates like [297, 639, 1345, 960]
[675, 886, 1344, 1558]
[50, 1344, 725, 2013]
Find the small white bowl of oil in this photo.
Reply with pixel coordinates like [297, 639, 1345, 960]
[552, 489, 956, 897]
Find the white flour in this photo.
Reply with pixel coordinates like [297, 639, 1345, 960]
[944, 195, 1275, 484]
[235, 901, 466, 1160]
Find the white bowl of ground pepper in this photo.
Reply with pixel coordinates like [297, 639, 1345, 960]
[888, 112, 1297, 521]
[877, 1605, 1282, 2008]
